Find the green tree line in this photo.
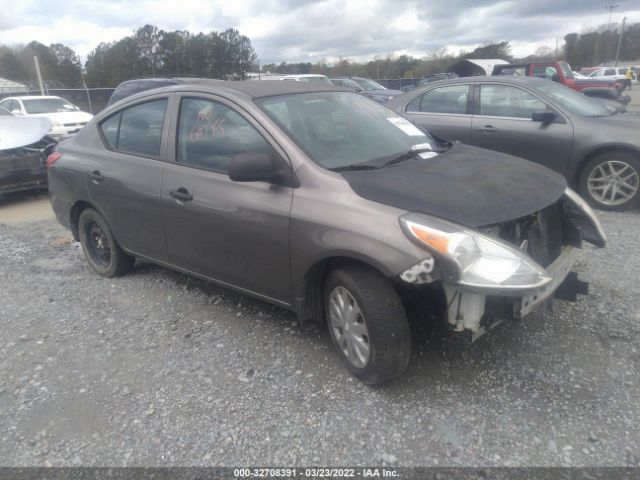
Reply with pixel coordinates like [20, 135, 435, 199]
[0, 21, 638, 88]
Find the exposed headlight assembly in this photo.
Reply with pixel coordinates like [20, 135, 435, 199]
[399, 213, 551, 291]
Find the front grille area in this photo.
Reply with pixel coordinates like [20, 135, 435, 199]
[484, 203, 565, 267]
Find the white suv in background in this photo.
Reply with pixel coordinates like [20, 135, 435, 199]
[0, 96, 93, 138]
[589, 67, 638, 84]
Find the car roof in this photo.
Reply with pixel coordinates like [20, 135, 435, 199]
[117, 77, 218, 86]
[9, 95, 65, 100]
[281, 74, 327, 78]
[168, 79, 348, 99]
[417, 75, 547, 85]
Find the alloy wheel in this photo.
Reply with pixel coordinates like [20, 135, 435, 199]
[587, 160, 639, 206]
[328, 286, 370, 368]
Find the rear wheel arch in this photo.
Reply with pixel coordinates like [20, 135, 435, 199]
[69, 200, 119, 244]
[70, 200, 93, 241]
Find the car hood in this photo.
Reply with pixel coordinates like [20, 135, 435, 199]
[341, 143, 567, 228]
[0, 116, 52, 150]
[585, 111, 640, 130]
[28, 111, 93, 123]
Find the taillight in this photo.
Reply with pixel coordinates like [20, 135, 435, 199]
[46, 152, 62, 167]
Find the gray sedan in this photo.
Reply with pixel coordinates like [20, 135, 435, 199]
[47, 80, 605, 383]
[387, 76, 640, 211]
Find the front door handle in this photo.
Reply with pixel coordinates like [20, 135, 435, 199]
[169, 188, 193, 203]
[89, 170, 104, 183]
[478, 125, 497, 133]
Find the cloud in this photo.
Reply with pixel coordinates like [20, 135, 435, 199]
[0, 0, 638, 64]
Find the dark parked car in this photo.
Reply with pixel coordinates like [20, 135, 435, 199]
[108, 77, 220, 106]
[400, 73, 459, 91]
[330, 76, 402, 103]
[388, 76, 640, 211]
[1, 107, 56, 195]
[48, 80, 605, 383]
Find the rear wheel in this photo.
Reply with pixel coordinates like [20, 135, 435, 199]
[579, 152, 640, 211]
[324, 265, 411, 384]
[78, 208, 133, 277]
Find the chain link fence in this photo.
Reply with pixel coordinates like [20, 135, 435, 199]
[0, 78, 421, 116]
[0, 82, 115, 115]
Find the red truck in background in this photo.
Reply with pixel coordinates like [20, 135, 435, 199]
[493, 61, 629, 103]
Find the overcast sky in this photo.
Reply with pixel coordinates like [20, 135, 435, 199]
[1, 0, 639, 64]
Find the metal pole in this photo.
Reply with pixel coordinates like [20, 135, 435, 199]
[33, 56, 45, 95]
[81, 72, 93, 114]
[614, 17, 627, 67]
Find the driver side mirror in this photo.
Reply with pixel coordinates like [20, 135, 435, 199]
[551, 74, 560, 82]
[531, 110, 557, 124]
[11, 109, 22, 115]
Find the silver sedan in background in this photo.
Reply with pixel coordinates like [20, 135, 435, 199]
[387, 76, 640, 211]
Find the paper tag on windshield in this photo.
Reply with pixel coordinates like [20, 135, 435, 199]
[387, 117, 424, 136]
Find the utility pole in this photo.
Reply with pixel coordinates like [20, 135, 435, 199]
[614, 16, 627, 67]
[605, 4, 619, 30]
[81, 71, 93, 114]
[33, 56, 45, 95]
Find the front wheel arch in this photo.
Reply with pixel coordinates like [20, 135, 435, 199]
[297, 255, 397, 327]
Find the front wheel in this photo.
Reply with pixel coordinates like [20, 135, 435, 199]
[324, 265, 411, 384]
[78, 208, 134, 277]
[578, 152, 640, 211]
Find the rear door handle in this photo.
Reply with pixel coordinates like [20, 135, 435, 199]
[89, 170, 104, 183]
[169, 188, 193, 203]
[478, 125, 497, 133]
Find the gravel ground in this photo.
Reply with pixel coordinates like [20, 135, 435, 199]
[0, 208, 639, 467]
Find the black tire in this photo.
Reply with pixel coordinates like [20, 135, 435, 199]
[324, 264, 411, 384]
[78, 208, 133, 277]
[578, 152, 640, 211]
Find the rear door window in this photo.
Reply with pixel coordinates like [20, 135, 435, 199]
[407, 85, 469, 114]
[100, 113, 120, 148]
[99, 99, 168, 158]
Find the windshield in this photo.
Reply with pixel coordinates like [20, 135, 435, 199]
[353, 78, 387, 91]
[0, 106, 12, 116]
[256, 92, 439, 170]
[558, 62, 574, 79]
[535, 81, 610, 117]
[22, 98, 79, 114]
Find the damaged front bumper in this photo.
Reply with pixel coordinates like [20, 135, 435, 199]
[438, 245, 586, 340]
[398, 187, 606, 341]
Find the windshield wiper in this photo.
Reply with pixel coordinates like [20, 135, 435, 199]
[382, 145, 440, 167]
[329, 164, 382, 172]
